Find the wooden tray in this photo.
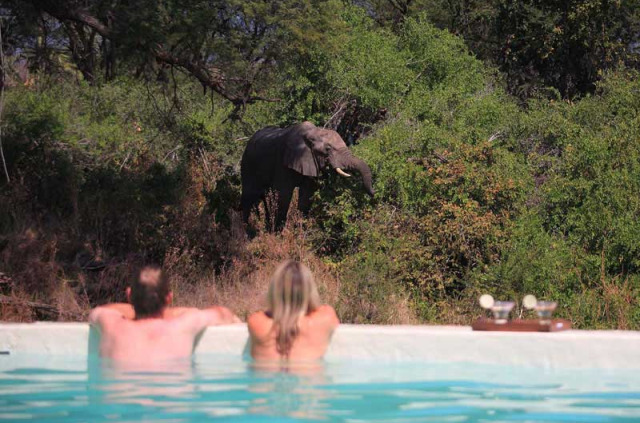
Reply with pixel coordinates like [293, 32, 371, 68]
[472, 318, 572, 332]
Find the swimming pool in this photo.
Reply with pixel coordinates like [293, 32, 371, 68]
[2, 324, 640, 422]
[2, 354, 640, 422]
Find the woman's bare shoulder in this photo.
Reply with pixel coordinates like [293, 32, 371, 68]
[247, 311, 272, 335]
[309, 305, 340, 327]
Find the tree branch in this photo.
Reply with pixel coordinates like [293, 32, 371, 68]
[39, 1, 111, 37]
[0, 295, 85, 320]
[154, 49, 229, 100]
[37, 1, 279, 110]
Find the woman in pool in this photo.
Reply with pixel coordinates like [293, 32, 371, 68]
[248, 260, 340, 361]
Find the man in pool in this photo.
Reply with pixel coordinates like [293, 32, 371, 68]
[89, 264, 241, 362]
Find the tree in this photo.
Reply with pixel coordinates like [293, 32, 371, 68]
[359, 0, 640, 98]
[1, 0, 339, 114]
[495, 0, 640, 97]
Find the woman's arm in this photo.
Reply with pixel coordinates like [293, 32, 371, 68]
[315, 305, 340, 330]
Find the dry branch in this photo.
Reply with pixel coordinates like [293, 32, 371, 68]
[0, 295, 85, 320]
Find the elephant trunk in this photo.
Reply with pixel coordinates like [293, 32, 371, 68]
[339, 153, 375, 197]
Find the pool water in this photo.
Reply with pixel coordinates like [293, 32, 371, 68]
[1, 355, 640, 422]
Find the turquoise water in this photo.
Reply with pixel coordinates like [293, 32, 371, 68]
[1, 355, 640, 422]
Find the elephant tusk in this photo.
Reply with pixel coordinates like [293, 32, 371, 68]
[336, 168, 352, 177]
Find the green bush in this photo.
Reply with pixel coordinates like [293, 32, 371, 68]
[308, 17, 640, 329]
[2, 8, 640, 328]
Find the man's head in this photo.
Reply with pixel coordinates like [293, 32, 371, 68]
[126, 264, 172, 319]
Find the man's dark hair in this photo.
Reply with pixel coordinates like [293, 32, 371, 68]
[130, 264, 170, 319]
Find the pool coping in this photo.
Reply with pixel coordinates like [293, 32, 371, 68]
[1, 323, 640, 369]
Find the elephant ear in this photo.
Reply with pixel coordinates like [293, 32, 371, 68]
[283, 128, 320, 177]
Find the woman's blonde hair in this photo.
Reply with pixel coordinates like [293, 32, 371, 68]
[267, 260, 321, 357]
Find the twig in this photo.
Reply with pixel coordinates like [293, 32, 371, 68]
[0, 18, 10, 184]
[118, 150, 132, 172]
[433, 151, 449, 164]
[324, 96, 351, 129]
[488, 132, 502, 142]
[324, 104, 346, 129]
[199, 147, 211, 176]
[162, 145, 182, 162]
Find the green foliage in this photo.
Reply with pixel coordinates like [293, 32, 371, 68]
[4, 89, 68, 142]
[327, 8, 412, 111]
[1, 2, 640, 328]
[0, 76, 266, 256]
[362, 0, 640, 98]
[509, 72, 640, 275]
[471, 71, 640, 329]
[494, 0, 640, 97]
[311, 15, 640, 328]
[479, 212, 582, 299]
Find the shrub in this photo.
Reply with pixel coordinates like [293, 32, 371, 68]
[1, 11, 639, 330]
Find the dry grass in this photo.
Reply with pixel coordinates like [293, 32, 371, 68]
[0, 206, 416, 324]
[169, 208, 342, 320]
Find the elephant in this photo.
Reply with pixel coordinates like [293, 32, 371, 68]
[240, 121, 374, 231]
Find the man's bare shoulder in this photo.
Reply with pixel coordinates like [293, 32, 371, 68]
[155, 308, 209, 336]
[173, 307, 207, 322]
[89, 307, 127, 329]
[164, 306, 200, 319]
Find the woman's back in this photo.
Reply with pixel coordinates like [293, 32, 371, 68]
[247, 260, 340, 361]
[248, 305, 339, 361]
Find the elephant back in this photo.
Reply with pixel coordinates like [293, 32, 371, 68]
[241, 126, 289, 179]
[250, 126, 286, 144]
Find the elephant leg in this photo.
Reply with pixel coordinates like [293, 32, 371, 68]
[260, 193, 274, 231]
[274, 186, 294, 231]
[269, 168, 298, 232]
[241, 188, 262, 224]
[297, 178, 316, 216]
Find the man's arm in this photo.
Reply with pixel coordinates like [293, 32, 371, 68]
[179, 306, 242, 336]
[203, 306, 242, 325]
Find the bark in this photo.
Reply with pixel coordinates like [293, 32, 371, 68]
[64, 22, 96, 82]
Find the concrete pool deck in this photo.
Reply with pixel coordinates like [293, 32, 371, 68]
[1, 323, 639, 369]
